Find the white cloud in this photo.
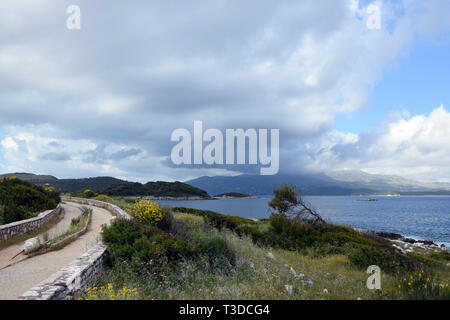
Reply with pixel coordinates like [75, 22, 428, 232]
[305, 105, 450, 182]
[0, 1, 449, 180]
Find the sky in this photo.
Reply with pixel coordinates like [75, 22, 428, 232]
[1, 0, 450, 183]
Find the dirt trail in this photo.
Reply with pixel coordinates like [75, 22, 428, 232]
[0, 202, 113, 300]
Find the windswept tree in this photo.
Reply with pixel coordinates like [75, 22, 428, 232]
[268, 184, 324, 224]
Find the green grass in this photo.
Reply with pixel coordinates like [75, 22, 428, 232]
[80, 197, 450, 300]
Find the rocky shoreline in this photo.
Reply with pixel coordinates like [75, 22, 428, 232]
[354, 228, 448, 254]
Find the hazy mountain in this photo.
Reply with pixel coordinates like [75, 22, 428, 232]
[324, 170, 450, 192]
[186, 170, 450, 196]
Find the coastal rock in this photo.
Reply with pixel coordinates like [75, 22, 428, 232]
[392, 244, 406, 254]
[323, 289, 329, 294]
[302, 279, 314, 287]
[290, 267, 297, 277]
[401, 238, 436, 246]
[285, 285, 294, 295]
[267, 252, 275, 260]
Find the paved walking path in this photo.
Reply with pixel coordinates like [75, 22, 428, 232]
[0, 202, 113, 300]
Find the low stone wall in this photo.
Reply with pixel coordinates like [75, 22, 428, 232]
[19, 197, 131, 300]
[0, 204, 63, 242]
[19, 243, 107, 300]
[61, 196, 131, 220]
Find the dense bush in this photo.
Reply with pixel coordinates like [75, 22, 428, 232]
[157, 206, 174, 231]
[0, 176, 60, 224]
[101, 181, 210, 198]
[102, 218, 200, 269]
[102, 211, 237, 276]
[256, 214, 381, 249]
[83, 189, 96, 198]
[128, 200, 163, 225]
[200, 234, 236, 270]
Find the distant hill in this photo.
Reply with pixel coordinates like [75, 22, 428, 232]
[0, 172, 210, 198]
[324, 170, 450, 193]
[186, 171, 450, 196]
[0, 173, 58, 185]
[101, 181, 210, 198]
[0, 173, 131, 192]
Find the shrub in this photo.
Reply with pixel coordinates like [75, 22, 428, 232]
[83, 189, 95, 198]
[348, 245, 421, 274]
[200, 234, 236, 271]
[102, 218, 200, 268]
[93, 194, 113, 202]
[129, 200, 163, 225]
[157, 206, 174, 231]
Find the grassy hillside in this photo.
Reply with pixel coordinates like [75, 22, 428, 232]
[75, 197, 449, 300]
[0, 176, 60, 225]
[56, 177, 131, 192]
[100, 181, 210, 198]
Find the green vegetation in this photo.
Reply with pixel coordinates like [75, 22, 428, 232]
[83, 184, 449, 300]
[0, 173, 130, 193]
[100, 181, 210, 198]
[0, 176, 60, 225]
[83, 189, 96, 198]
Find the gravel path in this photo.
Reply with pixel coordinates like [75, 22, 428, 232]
[0, 202, 113, 300]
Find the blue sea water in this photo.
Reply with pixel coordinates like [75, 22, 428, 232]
[157, 196, 450, 247]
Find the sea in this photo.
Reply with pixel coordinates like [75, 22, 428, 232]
[157, 195, 450, 247]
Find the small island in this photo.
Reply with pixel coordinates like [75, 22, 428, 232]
[357, 198, 378, 202]
[213, 192, 255, 199]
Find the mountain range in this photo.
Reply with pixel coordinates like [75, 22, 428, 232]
[2, 170, 450, 196]
[186, 170, 450, 196]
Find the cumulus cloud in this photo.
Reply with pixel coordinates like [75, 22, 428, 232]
[0, 0, 449, 181]
[304, 105, 450, 182]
